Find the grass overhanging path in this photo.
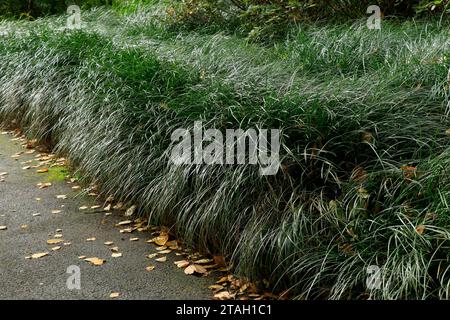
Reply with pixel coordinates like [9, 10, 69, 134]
[0, 7, 449, 299]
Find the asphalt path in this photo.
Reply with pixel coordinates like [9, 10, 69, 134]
[0, 132, 212, 300]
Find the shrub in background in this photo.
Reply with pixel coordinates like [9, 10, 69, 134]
[167, 0, 449, 40]
[0, 0, 111, 19]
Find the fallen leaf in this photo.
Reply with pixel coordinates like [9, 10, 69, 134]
[51, 210, 61, 214]
[116, 220, 132, 226]
[158, 249, 172, 254]
[31, 252, 49, 259]
[78, 255, 87, 259]
[416, 225, 426, 235]
[0, 226, 7, 230]
[109, 292, 120, 298]
[47, 239, 64, 244]
[86, 237, 96, 241]
[184, 265, 196, 275]
[111, 252, 122, 258]
[155, 256, 167, 262]
[193, 264, 207, 274]
[104, 241, 114, 246]
[56, 195, 67, 199]
[129, 237, 139, 242]
[213, 256, 227, 267]
[37, 182, 52, 189]
[36, 168, 49, 173]
[154, 233, 169, 246]
[214, 291, 234, 300]
[208, 284, 225, 292]
[125, 205, 137, 217]
[147, 253, 158, 259]
[146, 265, 156, 272]
[79, 206, 88, 210]
[110, 246, 119, 253]
[194, 258, 213, 264]
[174, 260, 190, 268]
[51, 246, 61, 251]
[85, 257, 105, 266]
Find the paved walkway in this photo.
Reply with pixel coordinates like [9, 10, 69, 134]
[0, 132, 212, 299]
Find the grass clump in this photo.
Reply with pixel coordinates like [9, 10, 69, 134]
[0, 7, 449, 299]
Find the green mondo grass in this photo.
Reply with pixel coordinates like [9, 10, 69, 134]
[0, 6, 449, 299]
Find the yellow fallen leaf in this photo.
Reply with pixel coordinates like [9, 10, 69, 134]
[0, 226, 7, 230]
[159, 249, 172, 254]
[51, 246, 61, 251]
[79, 206, 88, 210]
[110, 246, 119, 252]
[51, 210, 62, 214]
[146, 265, 156, 272]
[184, 264, 196, 275]
[155, 256, 167, 262]
[111, 253, 122, 258]
[78, 255, 87, 259]
[147, 253, 158, 259]
[116, 220, 132, 226]
[174, 260, 190, 268]
[214, 291, 234, 300]
[104, 241, 114, 246]
[129, 237, 139, 242]
[90, 205, 101, 209]
[193, 264, 207, 274]
[109, 292, 120, 298]
[86, 237, 96, 241]
[36, 168, 49, 173]
[154, 233, 169, 246]
[85, 257, 105, 266]
[31, 252, 49, 259]
[47, 239, 64, 244]
[156, 246, 167, 251]
[56, 195, 67, 199]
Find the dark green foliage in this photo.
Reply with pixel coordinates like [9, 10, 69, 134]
[168, 0, 450, 40]
[0, 0, 111, 18]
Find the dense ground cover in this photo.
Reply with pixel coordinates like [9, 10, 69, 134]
[0, 3, 449, 299]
